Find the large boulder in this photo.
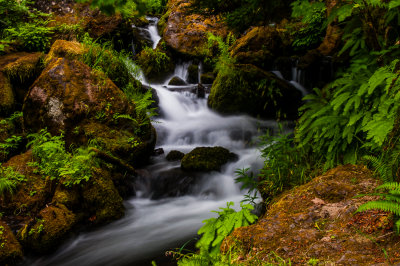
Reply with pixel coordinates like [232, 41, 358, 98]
[23, 54, 155, 166]
[136, 47, 175, 81]
[221, 165, 400, 264]
[0, 220, 23, 265]
[163, 0, 228, 57]
[231, 26, 284, 70]
[208, 64, 302, 119]
[181, 146, 238, 172]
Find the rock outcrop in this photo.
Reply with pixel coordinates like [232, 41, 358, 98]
[181, 146, 237, 172]
[162, 0, 228, 57]
[222, 165, 400, 264]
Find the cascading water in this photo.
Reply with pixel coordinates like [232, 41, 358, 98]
[28, 17, 281, 266]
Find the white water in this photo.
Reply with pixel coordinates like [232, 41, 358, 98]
[29, 17, 280, 266]
[146, 16, 161, 49]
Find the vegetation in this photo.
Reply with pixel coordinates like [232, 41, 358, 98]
[0, 164, 26, 198]
[27, 129, 98, 187]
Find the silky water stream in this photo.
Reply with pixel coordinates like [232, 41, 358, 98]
[27, 18, 284, 266]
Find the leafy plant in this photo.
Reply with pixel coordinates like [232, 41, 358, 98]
[136, 46, 173, 79]
[0, 163, 26, 197]
[357, 182, 400, 232]
[259, 129, 316, 202]
[196, 201, 257, 256]
[27, 129, 98, 187]
[0, 135, 23, 160]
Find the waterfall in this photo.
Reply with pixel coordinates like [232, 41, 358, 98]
[28, 17, 282, 266]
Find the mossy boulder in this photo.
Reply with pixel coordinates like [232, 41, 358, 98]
[221, 165, 400, 264]
[82, 168, 124, 225]
[18, 203, 76, 254]
[166, 150, 185, 161]
[44, 40, 84, 65]
[0, 220, 23, 265]
[181, 146, 238, 172]
[188, 64, 199, 84]
[230, 26, 284, 70]
[136, 47, 175, 81]
[168, 76, 187, 86]
[163, 0, 228, 57]
[0, 151, 51, 216]
[208, 64, 302, 119]
[200, 72, 215, 84]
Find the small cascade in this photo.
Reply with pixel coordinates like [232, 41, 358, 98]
[272, 59, 308, 97]
[29, 16, 288, 266]
[146, 16, 161, 49]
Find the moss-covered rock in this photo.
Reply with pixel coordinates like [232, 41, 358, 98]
[136, 47, 174, 81]
[208, 64, 302, 119]
[166, 150, 185, 161]
[181, 146, 238, 172]
[82, 168, 124, 225]
[0, 220, 23, 265]
[18, 203, 76, 253]
[200, 72, 215, 84]
[221, 165, 400, 265]
[188, 64, 199, 84]
[44, 40, 84, 65]
[163, 0, 228, 57]
[0, 73, 14, 116]
[0, 151, 51, 216]
[168, 76, 187, 86]
[230, 26, 284, 70]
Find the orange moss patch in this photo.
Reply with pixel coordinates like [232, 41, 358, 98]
[222, 165, 400, 264]
[44, 40, 85, 65]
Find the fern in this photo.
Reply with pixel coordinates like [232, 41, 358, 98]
[196, 202, 257, 256]
[357, 182, 400, 232]
[0, 163, 26, 197]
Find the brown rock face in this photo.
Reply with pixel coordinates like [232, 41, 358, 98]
[23, 57, 134, 135]
[0, 220, 23, 265]
[222, 165, 400, 264]
[163, 0, 228, 57]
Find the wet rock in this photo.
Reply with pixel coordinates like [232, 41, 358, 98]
[136, 47, 175, 81]
[0, 73, 14, 116]
[208, 64, 302, 119]
[153, 148, 165, 156]
[166, 150, 185, 161]
[181, 146, 238, 172]
[163, 0, 228, 57]
[168, 76, 187, 86]
[150, 167, 197, 199]
[0, 220, 23, 265]
[188, 64, 199, 84]
[196, 83, 205, 98]
[18, 203, 76, 254]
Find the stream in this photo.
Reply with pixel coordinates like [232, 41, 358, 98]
[27, 17, 282, 266]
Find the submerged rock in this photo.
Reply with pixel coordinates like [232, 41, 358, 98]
[181, 146, 238, 172]
[166, 150, 185, 161]
[208, 64, 302, 119]
[222, 165, 400, 264]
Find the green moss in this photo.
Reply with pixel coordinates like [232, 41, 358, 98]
[208, 64, 301, 119]
[181, 146, 238, 172]
[168, 76, 186, 86]
[188, 64, 199, 84]
[157, 10, 171, 34]
[18, 204, 76, 253]
[166, 150, 185, 161]
[0, 73, 15, 116]
[200, 72, 215, 84]
[136, 47, 174, 81]
[82, 168, 124, 225]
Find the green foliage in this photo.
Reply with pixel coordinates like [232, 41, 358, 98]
[291, 0, 326, 50]
[357, 182, 400, 232]
[136, 46, 173, 79]
[75, 0, 166, 16]
[27, 129, 98, 187]
[205, 33, 236, 75]
[0, 135, 23, 160]
[0, 0, 53, 52]
[296, 56, 400, 170]
[196, 202, 257, 256]
[0, 163, 26, 197]
[259, 129, 315, 201]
